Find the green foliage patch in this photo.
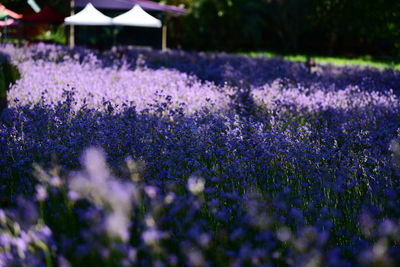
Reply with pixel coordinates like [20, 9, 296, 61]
[0, 56, 20, 110]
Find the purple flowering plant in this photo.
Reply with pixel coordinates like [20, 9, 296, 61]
[0, 42, 400, 266]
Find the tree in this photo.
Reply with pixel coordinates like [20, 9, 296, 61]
[261, 0, 314, 52]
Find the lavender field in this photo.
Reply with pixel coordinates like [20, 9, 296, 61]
[1, 43, 400, 266]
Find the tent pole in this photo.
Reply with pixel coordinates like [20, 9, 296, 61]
[162, 23, 167, 51]
[18, 21, 23, 46]
[69, 0, 75, 48]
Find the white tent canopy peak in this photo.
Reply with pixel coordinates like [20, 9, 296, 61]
[112, 5, 162, 28]
[65, 3, 113, 25]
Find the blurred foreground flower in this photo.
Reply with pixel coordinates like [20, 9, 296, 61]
[69, 147, 136, 242]
[187, 176, 205, 195]
[0, 207, 54, 267]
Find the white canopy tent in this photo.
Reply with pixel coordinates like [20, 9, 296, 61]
[112, 5, 161, 28]
[65, 2, 165, 49]
[64, 3, 112, 26]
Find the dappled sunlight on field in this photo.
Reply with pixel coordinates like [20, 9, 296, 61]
[1, 43, 400, 266]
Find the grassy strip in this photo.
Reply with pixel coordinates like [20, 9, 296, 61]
[244, 51, 400, 70]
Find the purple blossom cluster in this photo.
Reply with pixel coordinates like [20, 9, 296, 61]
[1, 43, 400, 266]
[4, 44, 228, 114]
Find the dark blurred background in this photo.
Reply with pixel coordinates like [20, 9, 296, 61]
[2, 0, 400, 59]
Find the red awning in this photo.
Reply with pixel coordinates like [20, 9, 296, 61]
[0, 4, 23, 19]
[23, 6, 65, 23]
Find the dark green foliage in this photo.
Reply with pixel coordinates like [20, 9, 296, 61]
[170, 0, 400, 57]
[0, 54, 20, 112]
[2, 0, 400, 57]
[309, 0, 400, 57]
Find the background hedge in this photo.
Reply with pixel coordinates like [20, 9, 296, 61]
[2, 0, 400, 58]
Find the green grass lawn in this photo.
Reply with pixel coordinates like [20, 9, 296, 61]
[244, 51, 400, 71]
